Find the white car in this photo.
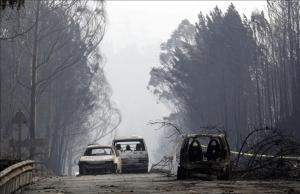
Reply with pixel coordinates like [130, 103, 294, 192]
[78, 144, 121, 175]
[113, 136, 149, 173]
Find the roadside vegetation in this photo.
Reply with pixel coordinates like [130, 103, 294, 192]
[0, 0, 121, 175]
[149, 1, 300, 179]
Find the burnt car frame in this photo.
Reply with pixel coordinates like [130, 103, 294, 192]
[78, 145, 121, 175]
[177, 134, 231, 180]
[113, 136, 149, 173]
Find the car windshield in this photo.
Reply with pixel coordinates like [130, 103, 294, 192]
[84, 148, 113, 156]
[114, 140, 146, 151]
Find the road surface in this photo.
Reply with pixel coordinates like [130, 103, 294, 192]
[22, 173, 300, 194]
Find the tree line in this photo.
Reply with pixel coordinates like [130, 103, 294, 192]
[0, 0, 24, 10]
[0, 0, 121, 175]
[148, 1, 300, 150]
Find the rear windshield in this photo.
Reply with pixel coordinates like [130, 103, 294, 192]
[188, 136, 222, 152]
[84, 148, 113, 156]
[185, 136, 225, 161]
[114, 140, 146, 151]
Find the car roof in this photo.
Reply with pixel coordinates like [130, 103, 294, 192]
[186, 133, 225, 138]
[113, 135, 144, 141]
[86, 144, 112, 149]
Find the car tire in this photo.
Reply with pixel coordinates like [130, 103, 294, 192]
[218, 166, 230, 180]
[177, 166, 189, 180]
[79, 165, 86, 175]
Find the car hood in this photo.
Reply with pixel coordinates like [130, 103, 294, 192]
[79, 155, 114, 162]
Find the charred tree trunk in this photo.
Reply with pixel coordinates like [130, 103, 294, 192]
[29, 0, 40, 159]
[67, 148, 73, 176]
[0, 12, 2, 158]
[295, 1, 300, 113]
[287, 1, 296, 114]
[222, 69, 228, 130]
[255, 52, 262, 127]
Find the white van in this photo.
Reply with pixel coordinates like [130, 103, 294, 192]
[112, 136, 149, 173]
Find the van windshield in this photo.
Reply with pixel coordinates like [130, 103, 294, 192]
[114, 140, 146, 151]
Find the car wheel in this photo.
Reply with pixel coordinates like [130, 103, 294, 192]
[79, 165, 86, 175]
[177, 166, 189, 180]
[218, 166, 230, 180]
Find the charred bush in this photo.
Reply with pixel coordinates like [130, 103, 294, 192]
[233, 127, 300, 179]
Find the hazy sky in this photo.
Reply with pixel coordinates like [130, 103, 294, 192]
[101, 1, 266, 162]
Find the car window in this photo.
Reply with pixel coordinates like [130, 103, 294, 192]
[114, 140, 146, 151]
[84, 148, 113, 156]
[188, 137, 209, 150]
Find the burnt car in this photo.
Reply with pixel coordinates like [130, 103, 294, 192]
[113, 136, 149, 173]
[78, 144, 121, 175]
[176, 134, 231, 180]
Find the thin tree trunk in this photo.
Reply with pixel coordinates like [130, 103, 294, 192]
[0, 11, 2, 158]
[287, 1, 296, 114]
[67, 148, 73, 176]
[221, 70, 228, 130]
[29, 0, 40, 159]
[281, 18, 289, 118]
[295, 1, 300, 112]
[255, 53, 262, 127]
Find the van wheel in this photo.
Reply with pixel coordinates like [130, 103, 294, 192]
[142, 168, 148, 173]
[112, 164, 119, 174]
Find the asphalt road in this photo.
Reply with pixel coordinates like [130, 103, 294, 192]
[22, 173, 300, 194]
